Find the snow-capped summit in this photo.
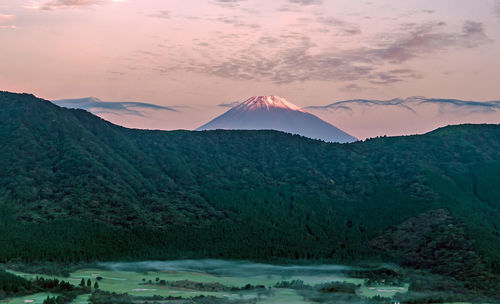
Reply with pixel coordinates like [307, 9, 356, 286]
[236, 96, 306, 112]
[197, 96, 357, 143]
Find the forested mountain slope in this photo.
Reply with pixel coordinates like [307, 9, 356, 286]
[1, 91, 499, 276]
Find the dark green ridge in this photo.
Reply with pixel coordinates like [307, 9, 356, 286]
[0, 91, 499, 277]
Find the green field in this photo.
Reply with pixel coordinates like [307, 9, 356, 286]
[1, 260, 410, 303]
[0, 293, 90, 304]
[0, 293, 56, 304]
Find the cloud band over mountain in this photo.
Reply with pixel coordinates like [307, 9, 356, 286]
[53, 97, 179, 117]
[306, 97, 500, 114]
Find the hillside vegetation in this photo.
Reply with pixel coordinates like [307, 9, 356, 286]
[0, 91, 499, 277]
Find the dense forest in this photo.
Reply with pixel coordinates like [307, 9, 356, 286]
[0, 91, 499, 282]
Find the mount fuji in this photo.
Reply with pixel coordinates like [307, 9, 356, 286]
[197, 96, 357, 143]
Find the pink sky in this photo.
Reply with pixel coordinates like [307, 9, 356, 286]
[1, 0, 499, 138]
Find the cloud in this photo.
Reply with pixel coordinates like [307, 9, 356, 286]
[369, 69, 422, 85]
[212, 16, 261, 29]
[317, 17, 361, 36]
[340, 83, 368, 92]
[278, 0, 322, 12]
[421, 98, 500, 115]
[148, 10, 170, 19]
[190, 36, 371, 83]
[218, 101, 241, 108]
[496, 1, 500, 18]
[53, 97, 179, 117]
[369, 21, 489, 64]
[212, 0, 247, 8]
[288, 0, 322, 5]
[305, 97, 500, 115]
[180, 20, 489, 85]
[25, 0, 114, 10]
[307, 98, 417, 114]
[305, 97, 500, 140]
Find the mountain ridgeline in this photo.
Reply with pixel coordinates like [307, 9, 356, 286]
[1, 92, 500, 274]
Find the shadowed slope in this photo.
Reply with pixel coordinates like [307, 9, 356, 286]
[0, 92, 499, 279]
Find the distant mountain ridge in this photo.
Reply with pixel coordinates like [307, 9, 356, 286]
[198, 96, 357, 143]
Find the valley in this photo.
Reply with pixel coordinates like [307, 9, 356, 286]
[4, 259, 467, 304]
[0, 92, 499, 302]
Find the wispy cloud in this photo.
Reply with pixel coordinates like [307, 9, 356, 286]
[340, 83, 368, 92]
[218, 101, 241, 108]
[25, 0, 115, 10]
[496, 1, 500, 18]
[148, 10, 170, 19]
[421, 98, 500, 115]
[288, 0, 322, 5]
[306, 97, 500, 115]
[212, 0, 247, 8]
[368, 21, 489, 64]
[180, 20, 489, 85]
[317, 17, 361, 36]
[53, 97, 179, 117]
[212, 15, 261, 28]
[214, 0, 246, 3]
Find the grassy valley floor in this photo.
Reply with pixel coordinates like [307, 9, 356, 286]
[1, 260, 490, 304]
[2, 260, 410, 303]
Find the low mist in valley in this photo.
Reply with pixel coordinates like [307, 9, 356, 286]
[99, 260, 357, 277]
